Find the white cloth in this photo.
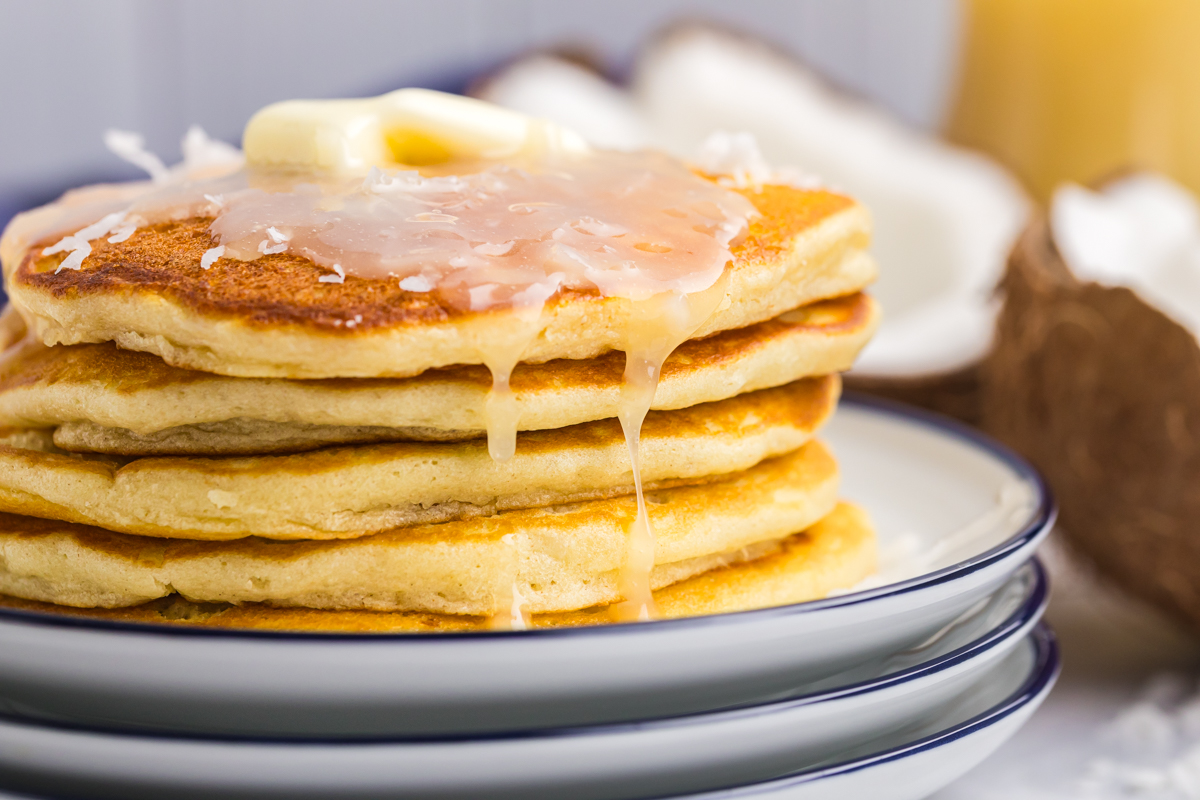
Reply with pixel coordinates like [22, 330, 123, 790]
[934, 535, 1200, 799]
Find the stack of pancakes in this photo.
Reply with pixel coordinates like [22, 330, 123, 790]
[0, 179, 880, 631]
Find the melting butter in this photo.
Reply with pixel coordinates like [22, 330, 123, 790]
[243, 88, 589, 174]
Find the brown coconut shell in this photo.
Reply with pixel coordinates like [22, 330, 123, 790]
[845, 367, 984, 427]
[983, 214, 1200, 631]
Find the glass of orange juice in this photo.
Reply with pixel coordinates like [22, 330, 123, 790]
[946, 0, 1200, 201]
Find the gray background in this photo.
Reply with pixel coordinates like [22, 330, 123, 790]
[0, 0, 959, 227]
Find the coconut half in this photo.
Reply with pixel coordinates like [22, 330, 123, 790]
[475, 56, 651, 151]
[986, 174, 1200, 631]
[477, 27, 1029, 422]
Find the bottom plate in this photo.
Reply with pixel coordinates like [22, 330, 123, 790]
[0, 582, 1049, 800]
[677, 623, 1060, 800]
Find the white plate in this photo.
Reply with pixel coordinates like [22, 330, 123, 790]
[0, 566, 1049, 800]
[0, 397, 1054, 737]
[675, 623, 1060, 800]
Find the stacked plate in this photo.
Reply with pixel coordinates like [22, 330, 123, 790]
[0, 395, 1057, 800]
[0, 90, 1055, 799]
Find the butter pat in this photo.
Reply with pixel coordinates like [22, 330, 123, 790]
[243, 88, 589, 174]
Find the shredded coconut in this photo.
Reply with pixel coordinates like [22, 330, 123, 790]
[43, 211, 129, 273]
[468, 283, 500, 310]
[318, 263, 346, 283]
[258, 227, 291, 255]
[399, 275, 434, 292]
[694, 131, 822, 190]
[180, 126, 243, 174]
[43, 212, 128, 255]
[104, 130, 170, 183]
[361, 166, 470, 195]
[106, 221, 138, 243]
[29, 127, 240, 275]
[691, 133, 820, 193]
[103, 126, 241, 189]
[200, 246, 225, 270]
[695, 131, 773, 189]
[1075, 674, 1200, 799]
[473, 242, 514, 256]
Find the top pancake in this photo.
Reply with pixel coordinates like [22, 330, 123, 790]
[4, 186, 874, 378]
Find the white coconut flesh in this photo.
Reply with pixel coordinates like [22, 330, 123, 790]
[1052, 173, 1200, 340]
[477, 56, 651, 151]
[477, 28, 1030, 379]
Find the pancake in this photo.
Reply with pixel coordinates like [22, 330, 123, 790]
[0, 293, 878, 455]
[0, 503, 874, 631]
[4, 186, 875, 378]
[0, 379, 836, 540]
[0, 445, 840, 615]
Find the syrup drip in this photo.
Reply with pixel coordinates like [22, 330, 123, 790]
[609, 278, 730, 621]
[467, 285, 558, 461]
[489, 533, 531, 630]
[483, 365, 523, 463]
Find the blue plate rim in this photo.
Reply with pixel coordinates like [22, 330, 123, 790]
[0, 559, 1047, 745]
[674, 621, 1061, 798]
[0, 393, 1055, 641]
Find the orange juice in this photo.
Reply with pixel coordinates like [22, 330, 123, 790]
[946, 0, 1200, 201]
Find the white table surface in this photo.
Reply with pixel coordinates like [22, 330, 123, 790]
[933, 534, 1200, 799]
